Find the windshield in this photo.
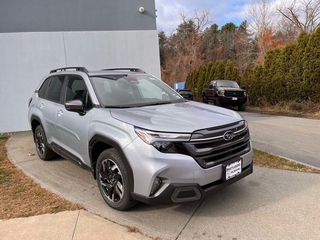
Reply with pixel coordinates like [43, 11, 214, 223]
[217, 81, 240, 88]
[91, 74, 185, 107]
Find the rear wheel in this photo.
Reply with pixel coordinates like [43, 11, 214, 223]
[96, 149, 137, 210]
[34, 125, 56, 160]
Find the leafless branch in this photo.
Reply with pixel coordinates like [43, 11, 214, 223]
[277, 0, 320, 33]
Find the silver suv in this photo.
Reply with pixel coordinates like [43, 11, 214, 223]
[28, 67, 253, 210]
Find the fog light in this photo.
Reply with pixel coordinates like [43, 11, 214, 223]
[150, 178, 162, 195]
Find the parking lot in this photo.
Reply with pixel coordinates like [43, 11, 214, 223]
[6, 112, 320, 239]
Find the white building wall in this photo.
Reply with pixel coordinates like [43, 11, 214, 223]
[0, 30, 160, 133]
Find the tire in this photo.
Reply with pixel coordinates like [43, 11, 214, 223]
[202, 95, 207, 103]
[96, 149, 137, 210]
[238, 102, 246, 111]
[34, 125, 57, 160]
[214, 97, 221, 106]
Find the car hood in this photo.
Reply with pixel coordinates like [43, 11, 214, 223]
[110, 101, 243, 133]
[218, 87, 243, 91]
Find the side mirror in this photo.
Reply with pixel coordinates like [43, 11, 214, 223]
[241, 86, 246, 90]
[65, 99, 85, 115]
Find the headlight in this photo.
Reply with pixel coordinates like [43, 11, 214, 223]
[134, 127, 191, 153]
[218, 90, 225, 96]
[244, 91, 247, 97]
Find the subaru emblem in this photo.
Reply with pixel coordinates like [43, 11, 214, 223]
[223, 131, 234, 141]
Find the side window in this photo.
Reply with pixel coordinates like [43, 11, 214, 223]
[65, 76, 92, 110]
[213, 81, 217, 88]
[47, 76, 65, 102]
[209, 81, 217, 89]
[38, 77, 51, 98]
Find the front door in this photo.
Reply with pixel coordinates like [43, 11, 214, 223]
[55, 75, 93, 167]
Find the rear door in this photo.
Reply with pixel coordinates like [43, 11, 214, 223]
[38, 75, 66, 145]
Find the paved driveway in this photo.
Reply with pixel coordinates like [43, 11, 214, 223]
[241, 112, 320, 169]
[7, 131, 320, 240]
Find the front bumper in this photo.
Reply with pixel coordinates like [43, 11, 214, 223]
[132, 162, 253, 205]
[218, 96, 247, 105]
[124, 137, 253, 205]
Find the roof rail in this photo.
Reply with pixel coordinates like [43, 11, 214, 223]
[50, 67, 88, 74]
[102, 68, 146, 73]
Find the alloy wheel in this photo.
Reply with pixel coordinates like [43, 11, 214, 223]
[35, 129, 45, 156]
[98, 158, 124, 203]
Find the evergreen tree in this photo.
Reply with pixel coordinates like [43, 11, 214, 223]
[224, 60, 240, 81]
[196, 66, 207, 98]
[206, 63, 216, 86]
[205, 61, 213, 82]
[250, 65, 265, 105]
[290, 31, 309, 101]
[302, 27, 320, 102]
[158, 31, 168, 67]
[279, 43, 297, 101]
[262, 49, 281, 103]
[240, 66, 254, 92]
[185, 69, 197, 91]
[214, 60, 225, 79]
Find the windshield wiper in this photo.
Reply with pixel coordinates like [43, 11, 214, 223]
[104, 105, 133, 108]
[136, 101, 172, 107]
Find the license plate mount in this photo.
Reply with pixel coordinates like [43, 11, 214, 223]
[224, 159, 242, 181]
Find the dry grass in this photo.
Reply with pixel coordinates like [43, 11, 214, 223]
[253, 148, 320, 174]
[248, 101, 320, 119]
[0, 136, 83, 220]
[126, 226, 162, 240]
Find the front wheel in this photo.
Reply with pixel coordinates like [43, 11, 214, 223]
[34, 125, 56, 160]
[96, 149, 137, 210]
[202, 95, 207, 103]
[214, 97, 221, 106]
[238, 102, 247, 111]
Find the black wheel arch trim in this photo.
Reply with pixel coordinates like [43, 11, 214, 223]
[89, 135, 134, 192]
[30, 115, 43, 142]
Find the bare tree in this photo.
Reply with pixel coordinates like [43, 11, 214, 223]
[246, 0, 275, 36]
[246, 0, 276, 62]
[277, 0, 320, 34]
[161, 11, 211, 85]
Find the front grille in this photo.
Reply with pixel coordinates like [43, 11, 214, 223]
[225, 90, 243, 97]
[176, 121, 251, 169]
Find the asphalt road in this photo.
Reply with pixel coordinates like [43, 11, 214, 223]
[7, 130, 320, 240]
[240, 112, 320, 169]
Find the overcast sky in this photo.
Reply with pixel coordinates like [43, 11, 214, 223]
[154, 0, 252, 33]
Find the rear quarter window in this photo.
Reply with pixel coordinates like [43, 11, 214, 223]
[38, 77, 51, 98]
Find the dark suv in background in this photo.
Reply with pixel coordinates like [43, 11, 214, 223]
[202, 80, 247, 111]
[174, 81, 193, 100]
[176, 89, 193, 100]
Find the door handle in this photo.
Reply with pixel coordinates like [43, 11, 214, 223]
[57, 109, 64, 117]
